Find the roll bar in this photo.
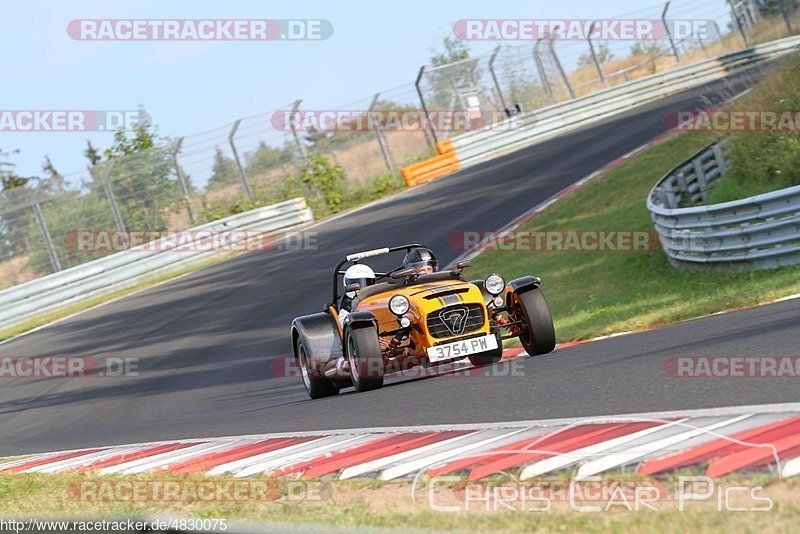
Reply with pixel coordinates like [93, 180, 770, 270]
[330, 243, 429, 307]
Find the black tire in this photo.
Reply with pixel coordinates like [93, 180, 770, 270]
[468, 333, 503, 367]
[512, 288, 556, 356]
[344, 325, 384, 392]
[296, 337, 339, 399]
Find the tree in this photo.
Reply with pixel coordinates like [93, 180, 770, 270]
[245, 141, 293, 177]
[208, 147, 240, 190]
[87, 120, 183, 232]
[426, 36, 483, 110]
[578, 43, 614, 70]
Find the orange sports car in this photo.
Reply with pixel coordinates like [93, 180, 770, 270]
[291, 244, 555, 398]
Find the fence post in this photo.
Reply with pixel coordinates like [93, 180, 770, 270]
[414, 66, 438, 147]
[368, 93, 395, 174]
[31, 196, 61, 273]
[101, 159, 126, 236]
[172, 137, 195, 225]
[488, 45, 509, 115]
[228, 119, 255, 200]
[778, 0, 793, 34]
[728, 0, 750, 46]
[288, 99, 308, 162]
[587, 22, 607, 86]
[533, 39, 553, 99]
[547, 33, 575, 99]
[662, 1, 681, 63]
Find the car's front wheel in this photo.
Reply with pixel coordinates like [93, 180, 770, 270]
[511, 288, 556, 356]
[344, 325, 384, 392]
[296, 338, 339, 399]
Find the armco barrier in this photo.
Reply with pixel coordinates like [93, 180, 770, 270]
[647, 141, 800, 270]
[401, 34, 800, 187]
[0, 198, 313, 331]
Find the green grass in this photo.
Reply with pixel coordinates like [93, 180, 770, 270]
[0, 473, 796, 532]
[469, 130, 800, 343]
[706, 56, 800, 204]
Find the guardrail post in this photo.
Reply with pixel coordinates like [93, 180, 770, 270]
[778, 0, 794, 34]
[692, 158, 709, 202]
[415, 66, 438, 147]
[587, 22, 607, 86]
[533, 39, 554, 100]
[548, 33, 575, 99]
[488, 45, 510, 114]
[712, 144, 727, 174]
[289, 99, 308, 162]
[368, 93, 395, 174]
[172, 137, 195, 225]
[662, 1, 681, 63]
[101, 159, 126, 235]
[228, 119, 255, 200]
[728, 0, 750, 46]
[31, 196, 61, 273]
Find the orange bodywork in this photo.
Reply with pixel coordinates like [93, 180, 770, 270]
[354, 279, 490, 356]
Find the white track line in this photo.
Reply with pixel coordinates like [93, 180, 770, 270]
[233, 435, 372, 478]
[379, 428, 530, 481]
[574, 415, 751, 480]
[519, 419, 688, 480]
[338, 432, 479, 480]
[207, 436, 335, 477]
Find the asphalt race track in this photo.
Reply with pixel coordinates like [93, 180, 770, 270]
[1, 64, 796, 455]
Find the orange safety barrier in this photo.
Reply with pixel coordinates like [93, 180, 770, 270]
[401, 151, 461, 187]
[436, 139, 455, 155]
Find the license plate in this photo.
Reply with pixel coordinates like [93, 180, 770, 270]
[426, 334, 498, 362]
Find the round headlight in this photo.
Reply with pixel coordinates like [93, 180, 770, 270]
[484, 274, 505, 296]
[389, 295, 410, 315]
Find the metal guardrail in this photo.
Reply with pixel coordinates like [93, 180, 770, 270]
[648, 141, 800, 270]
[0, 198, 313, 330]
[445, 34, 800, 168]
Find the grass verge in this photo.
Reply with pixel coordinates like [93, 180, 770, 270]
[469, 129, 800, 343]
[0, 472, 796, 532]
[707, 55, 800, 203]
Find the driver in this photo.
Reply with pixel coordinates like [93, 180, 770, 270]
[402, 247, 438, 275]
[338, 264, 376, 328]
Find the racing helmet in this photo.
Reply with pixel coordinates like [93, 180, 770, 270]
[402, 247, 438, 274]
[343, 264, 376, 298]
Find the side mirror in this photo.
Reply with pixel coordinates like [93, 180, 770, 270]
[391, 268, 417, 279]
[344, 282, 361, 293]
[456, 260, 471, 270]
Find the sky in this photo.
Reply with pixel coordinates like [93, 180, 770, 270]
[0, 0, 728, 181]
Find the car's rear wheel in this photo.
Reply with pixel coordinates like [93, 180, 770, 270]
[512, 288, 556, 356]
[468, 333, 503, 367]
[345, 325, 384, 392]
[296, 338, 339, 399]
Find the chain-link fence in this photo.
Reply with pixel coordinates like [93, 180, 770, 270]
[1, 0, 798, 289]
